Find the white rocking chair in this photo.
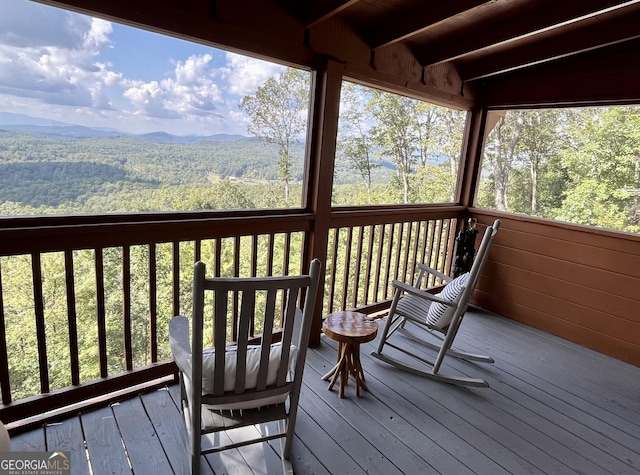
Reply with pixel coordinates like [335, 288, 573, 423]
[371, 220, 500, 387]
[170, 259, 321, 474]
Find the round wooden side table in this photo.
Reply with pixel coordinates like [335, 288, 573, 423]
[322, 311, 378, 398]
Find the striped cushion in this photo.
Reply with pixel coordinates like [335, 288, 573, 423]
[426, 273, 469, 330]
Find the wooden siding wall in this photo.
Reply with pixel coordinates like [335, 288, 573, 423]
[471, 210, 640, 367]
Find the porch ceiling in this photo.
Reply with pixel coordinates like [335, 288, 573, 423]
[282, 0, 640, 106]
[288, 0, 640, 80]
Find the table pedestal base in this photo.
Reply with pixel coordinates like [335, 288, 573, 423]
[322, 341, 368, 398]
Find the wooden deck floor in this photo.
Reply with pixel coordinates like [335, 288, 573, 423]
[9, 309, 640, 474]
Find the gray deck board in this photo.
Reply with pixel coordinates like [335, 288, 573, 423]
[113, 396, 172, 474]
[81, 405, 132, 474]
[9, 425, 45, 451]
[319, 340, 545, 475]
[45, 416, 91, 475]
[383, 336, 619, 474]
[461, 323, 640, 469]
[7, 310, 640, 474]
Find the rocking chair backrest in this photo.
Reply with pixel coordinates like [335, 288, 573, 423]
[456, 219, 500, 316]
[190, 259, 321, 409]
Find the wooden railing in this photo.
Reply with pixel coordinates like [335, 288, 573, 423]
[324, 214, 458, 314]
[0, 207, 462, 427]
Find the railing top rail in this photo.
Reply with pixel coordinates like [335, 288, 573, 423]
[0, 212, 314, 256]
[330, 205, 466, 227]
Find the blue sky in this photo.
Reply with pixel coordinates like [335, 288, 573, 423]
[0, 0, 287, 136]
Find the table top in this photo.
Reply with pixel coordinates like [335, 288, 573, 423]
[322, 311, 378, 344]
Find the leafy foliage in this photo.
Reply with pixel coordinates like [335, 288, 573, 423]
[479, 106, 640, 233]
[335, 82, 465, 205]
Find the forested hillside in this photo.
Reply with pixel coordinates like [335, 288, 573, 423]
[0, 131, 306, 211]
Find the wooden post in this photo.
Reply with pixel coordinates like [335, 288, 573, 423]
[458, 105, 488, 210]
[303, 59, 344, 345]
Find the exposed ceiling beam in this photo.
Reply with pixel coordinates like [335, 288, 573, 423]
[417, 0, 639, 66]
[368, 0, 491, 49]
[458, 5, 640, 81]
[478, 37, 640, 107]
[299, 0, 360, 27]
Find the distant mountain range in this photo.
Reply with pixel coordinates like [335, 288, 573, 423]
[0, 112, 246, 143]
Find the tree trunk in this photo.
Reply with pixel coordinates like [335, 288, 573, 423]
[530, 158, 539, 214]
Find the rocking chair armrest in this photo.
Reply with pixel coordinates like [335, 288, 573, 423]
[391, 280, 457, 308]
[416, 263, 452, 283]
[169, 316, 192, 374]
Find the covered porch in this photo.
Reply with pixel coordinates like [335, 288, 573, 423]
[10, 309, 640, 474]
[1, 1, 640, 473]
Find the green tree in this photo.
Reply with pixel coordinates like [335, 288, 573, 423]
[555, 107, 640, 231]
[239, 68, 310, 206]
[367, 91, 421, 203]
[432, 108, 466, 201]
[483, 111, 524, 211]
[507, 110, 566, 215]
[337, 82, 378, 196]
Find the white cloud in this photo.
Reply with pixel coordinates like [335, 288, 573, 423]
[0, 0, 88, 49]
[0, 0, 287, 136]
[218, 52, 285, 96]
[122, 54, 224, 120]
[0, 0, 117, 110]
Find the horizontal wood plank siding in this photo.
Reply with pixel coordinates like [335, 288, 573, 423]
[471, 211, 640, 366]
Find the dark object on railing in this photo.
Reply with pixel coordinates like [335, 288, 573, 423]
[453, 218, 478, 277]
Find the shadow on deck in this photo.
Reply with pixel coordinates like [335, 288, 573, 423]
[9, 309, 640, 474]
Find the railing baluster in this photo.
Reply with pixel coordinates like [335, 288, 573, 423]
[233, 236, 241, 277]
[425, 220, 437, 287]
[444, 218, 456, 274]
[31, 253, 49, 393]
[401, 221, 413, 284]
[340, 227, 353, 311]
[383, 223, 395, 299]
[122, 245, 133, 371]
[409, 221, 422, 281]
[251, 235, 258, 277]
[393, 223, 404, 284]
[232, 237, 241, 341]
[352, 226, 364, 308]
[283, 232, 291, 276]
[172, 243, 180, 318]
[64, 250, 80, 385]
[328, 228, 339, 312]
[363, 225, 374, 305]
[149, 244, 158, 363]
[95, 248, 108, 378]
[195, 239, 202, 263]
[0, 260, 11, 405]
[420, 220, 430, 273]
[373, 224, 384, 303]
[267, 234, 275, 276]
[250, 235, 258, 335]
[434, 220, 445, 277]
[214, 238, 221, 278]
